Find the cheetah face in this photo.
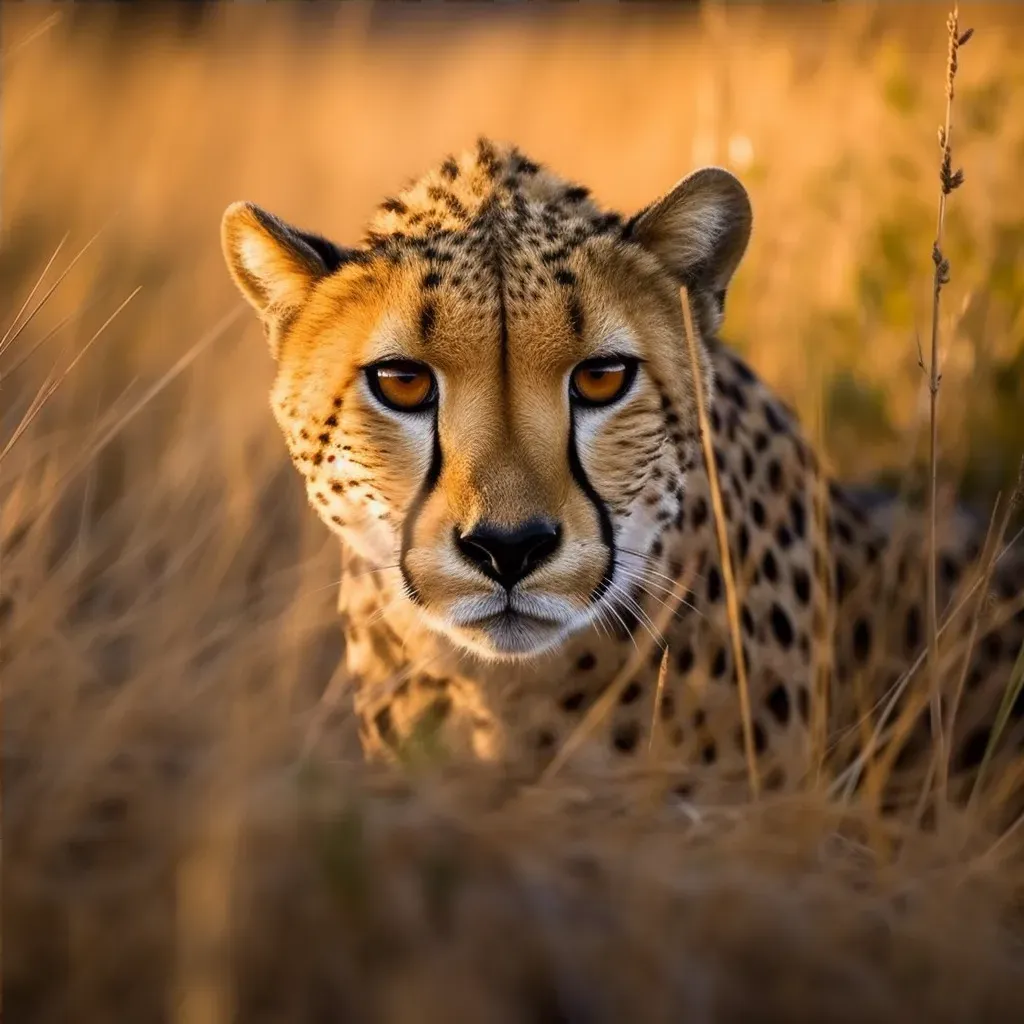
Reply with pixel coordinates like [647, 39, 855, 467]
[222, 143, 750, 659]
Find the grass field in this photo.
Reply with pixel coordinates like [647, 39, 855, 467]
[4, 4, 1024, 1021]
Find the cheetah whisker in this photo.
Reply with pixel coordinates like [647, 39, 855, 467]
[603, 578, 666, 650]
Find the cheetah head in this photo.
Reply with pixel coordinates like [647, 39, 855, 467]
[222, 141, 750, 659]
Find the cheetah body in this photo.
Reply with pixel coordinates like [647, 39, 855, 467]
[222, 141, 1024, 812]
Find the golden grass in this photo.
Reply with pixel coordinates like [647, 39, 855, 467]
[4, 4, 1024, 1021]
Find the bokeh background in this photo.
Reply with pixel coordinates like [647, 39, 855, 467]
[4, 5, 1024, 1021]
[5, 1, 1024, 502]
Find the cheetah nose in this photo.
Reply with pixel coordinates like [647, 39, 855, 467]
[455, 519, 562, 590]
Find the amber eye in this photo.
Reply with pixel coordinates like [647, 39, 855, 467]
[570, 357, 637, 407]
[366, 360, 437, 412]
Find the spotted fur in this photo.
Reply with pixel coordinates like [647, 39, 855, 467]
[222, 140, 1024, 817]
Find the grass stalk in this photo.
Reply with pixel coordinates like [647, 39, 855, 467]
[921, 4, 971, 808]
[680, 286, 760, 799]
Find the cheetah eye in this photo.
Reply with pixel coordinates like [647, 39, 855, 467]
[570, 356, 638, 408]
[365, 359, 437, 413]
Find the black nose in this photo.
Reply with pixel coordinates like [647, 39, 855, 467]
[455, 519, 562, 590]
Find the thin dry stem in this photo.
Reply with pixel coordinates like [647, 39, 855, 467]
[648, 645, 671, 758]
[0, 287, 142, 463]
[923, 4, 971, 808]
[0, 231, 68, 356]
[0, 221, 112, 363]
[680, 286, 760, 799]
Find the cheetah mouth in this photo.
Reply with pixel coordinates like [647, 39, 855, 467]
[472, 608, 560, 630]
[450, 600, 569, 657]
[472, 613, 563, 658]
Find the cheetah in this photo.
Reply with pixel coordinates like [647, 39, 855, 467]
[221, 139, 1024, 818]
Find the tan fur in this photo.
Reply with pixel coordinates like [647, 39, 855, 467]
[222, 140, 1024, 817]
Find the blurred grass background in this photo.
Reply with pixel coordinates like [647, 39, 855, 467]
[4, 1, 1024, 501]
[4, 4, 1024, 1021]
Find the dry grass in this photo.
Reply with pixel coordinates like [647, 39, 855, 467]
[4, 4, 1024, 1021]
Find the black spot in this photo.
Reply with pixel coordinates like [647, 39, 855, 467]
[750, 499, 766, 526]
[761, 549, 779, 583]
[535, 729, 556, 750]
[711, 647, 728, 679]
[769, 603, 794, 648]
[560, 690, 586, 712]
[767, 460, 783, 493]
[660, 691, 676, 720]
[677, 646, 694, 673]
[836, 519, 854, 545]
[707, 567, 722, 603]
[318, 432, 330, 445]
[792, 567, 811, 605]
[568, 297, 584, 337]
[742, 451, 755, 480]
[737, 524, 750, 561]
[775, 524, 793, 549]
[741, 604, 755, 636]
[789, 496, 806, 539]
[615, 606, 640, 639]
[701, 741, 717, 764]
[577, 652, 596, 671]
[852, 618, 872, 663]
[512, 153, 540, 175]
[766, 684, 791, 725]
[592, 212, 622, 234]
[476, 136, 499, 176]
[422, 271, 442, 290]
[753, 431, 769, 453]
[542, 247, 570, 265]
[554, 268, 576, 287]
[440, 157, 459, 180]
[691, 497, 709, 529]
[620, 681, 643, 705]
[564, 185, 590, 202]
[381, 197, 407, 214]
[612, 720, 640, 754]
[420, 303, 437, 340]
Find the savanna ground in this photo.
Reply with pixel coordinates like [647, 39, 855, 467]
[3, 3, 1024, 1021]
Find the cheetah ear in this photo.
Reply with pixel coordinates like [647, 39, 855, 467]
[626, 166, 752, 305]
[220, 202, 349, 357]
